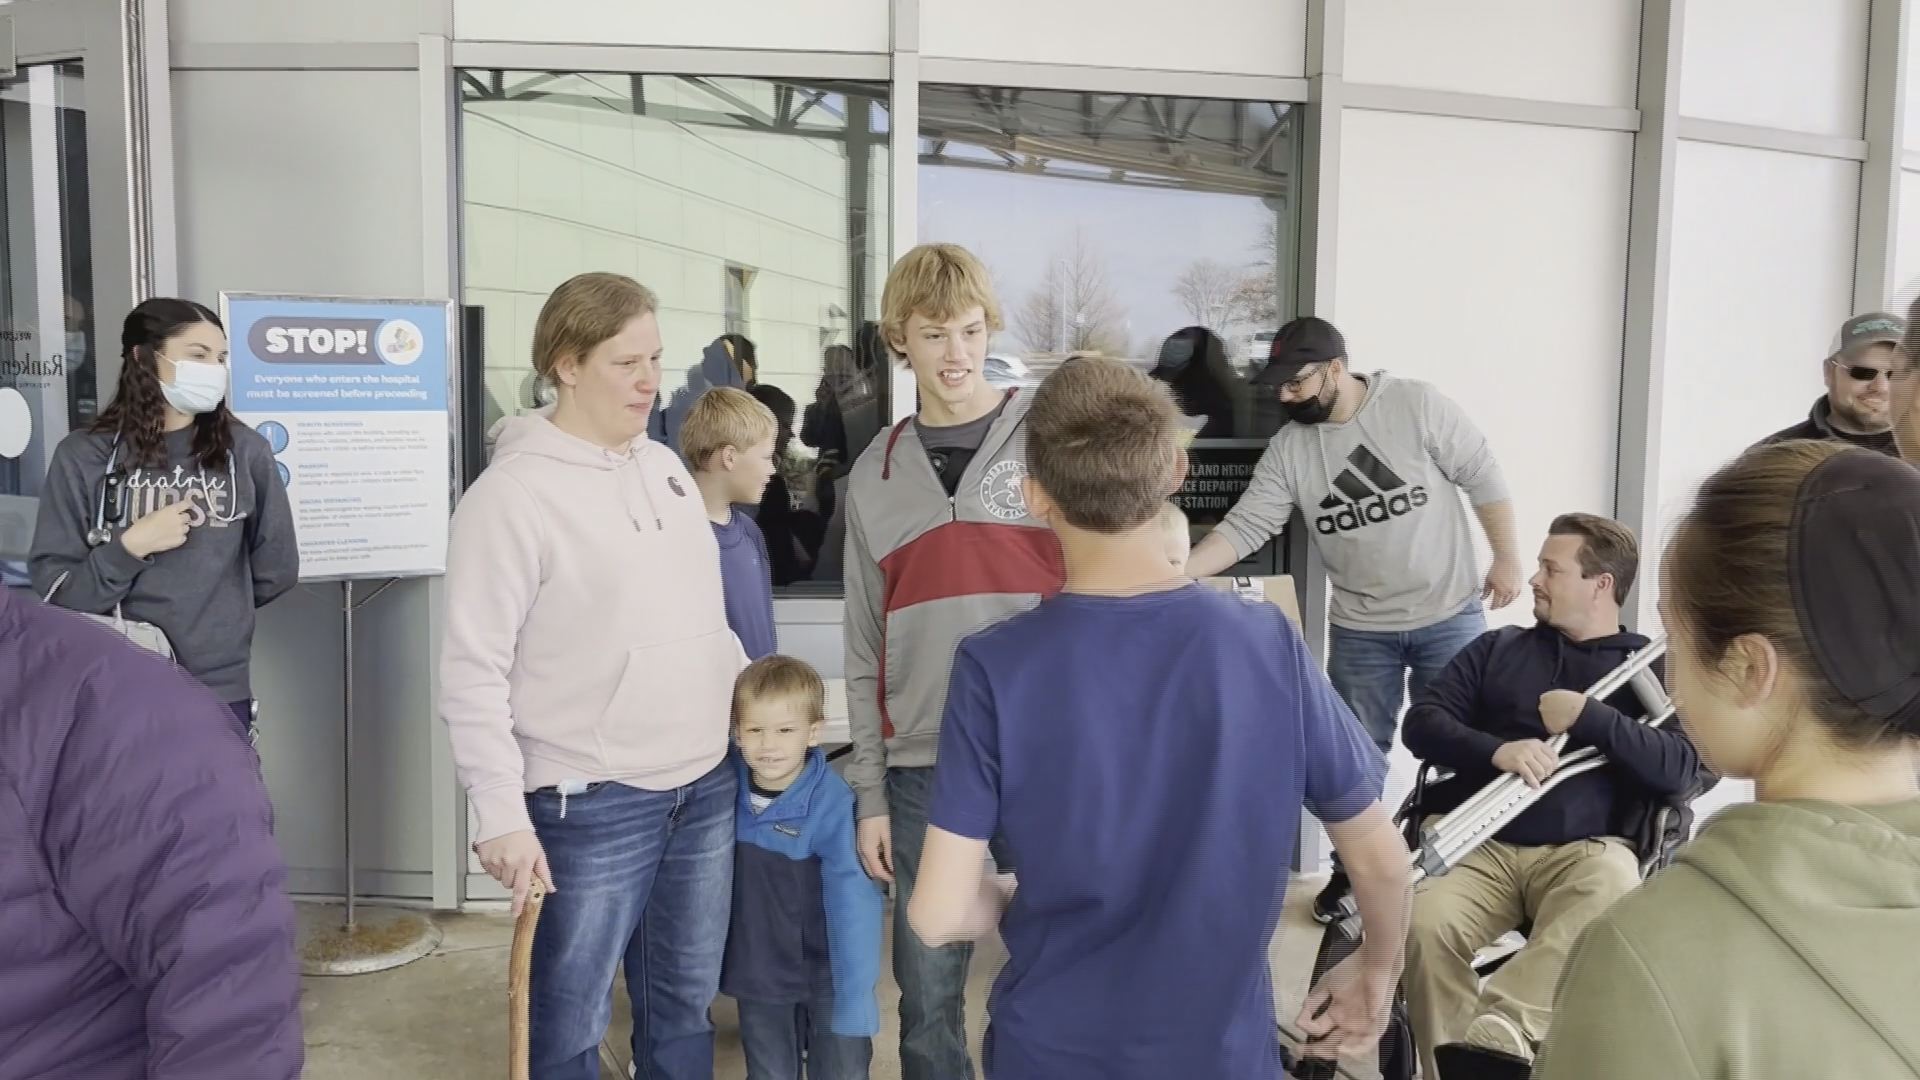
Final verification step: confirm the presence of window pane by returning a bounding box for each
[459,72,893,594]
[0,63,94,584]
[918,86,1301,574]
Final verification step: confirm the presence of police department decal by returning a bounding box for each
[981,460,1030,521]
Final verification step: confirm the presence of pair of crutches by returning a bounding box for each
[1281,635,1675,1078]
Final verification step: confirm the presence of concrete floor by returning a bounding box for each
[297,872,1374,1079]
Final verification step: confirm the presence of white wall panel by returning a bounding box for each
[1343,0,1639,108]
[172,0,431,45]
[919,0,1307,78]
[1335,110,1632,808]
[1907,3,1920,153]
[455,0,889,54]
[1892,170,1920,308]
[1681,0,1870,138]
[1659,140,1860,822]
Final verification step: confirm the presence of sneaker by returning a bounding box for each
[1311,867,1350,924]
[1461,1012,1535,1062]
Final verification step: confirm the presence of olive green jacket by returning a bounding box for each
[1534,796,1920,1080]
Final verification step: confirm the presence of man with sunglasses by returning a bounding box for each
[1757,312,1904,456]
[1187,316,1524,923]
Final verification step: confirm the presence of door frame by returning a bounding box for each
[6,0,177,396]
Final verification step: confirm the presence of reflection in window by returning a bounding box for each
[918,86,1302,573]
[0,63,94,583]
[459,71,892,593]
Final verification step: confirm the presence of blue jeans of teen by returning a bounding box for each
[736,956,874,1080]
[887,765,1008,1080]
[525,762,737,1080]
[1326,602,1489,755]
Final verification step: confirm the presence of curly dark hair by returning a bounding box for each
[90,297,236,471]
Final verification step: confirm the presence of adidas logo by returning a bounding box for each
[1314,445,1428,535]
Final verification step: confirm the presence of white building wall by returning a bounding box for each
[1334,110,1632,634]
[454,0,891,54]
[1342,0,1641,108]
[919,0,1308,78]
[1681,0,1871,137]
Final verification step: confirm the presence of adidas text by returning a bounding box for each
[1314,487,1429,534]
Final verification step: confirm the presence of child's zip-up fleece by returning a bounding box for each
[721,746,885,1035]
[842,388,1066,820]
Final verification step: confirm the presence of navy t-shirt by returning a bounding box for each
[927,582,1385,1080]
[714,509,777,661]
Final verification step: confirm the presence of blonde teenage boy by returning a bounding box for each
[840,243,1065,1080]
[682,386,781,660]
[907,356,1410,1080]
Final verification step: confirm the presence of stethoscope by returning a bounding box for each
[86,433,246,548]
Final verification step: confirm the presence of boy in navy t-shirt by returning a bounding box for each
[905,356,1415,1079]
[682,386,780,659]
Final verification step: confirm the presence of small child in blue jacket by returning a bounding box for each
[723,655,885,1079]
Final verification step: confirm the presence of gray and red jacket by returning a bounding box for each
[842,389,1065,820]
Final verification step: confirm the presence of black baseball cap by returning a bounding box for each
[1259,317,1347,385]
[1789,448,1920,731]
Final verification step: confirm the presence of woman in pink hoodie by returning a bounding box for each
[440,272,747,1080]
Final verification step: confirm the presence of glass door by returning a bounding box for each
[0,0,167,585]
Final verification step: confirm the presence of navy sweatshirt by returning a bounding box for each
[714,509,776,661]
[720,746,884,1036]
[1401,623,1709,848]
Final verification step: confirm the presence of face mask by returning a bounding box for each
[161,359,228,415]
[1280,377,1336,425]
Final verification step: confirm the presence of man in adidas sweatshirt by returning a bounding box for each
[1186,316,1524,917]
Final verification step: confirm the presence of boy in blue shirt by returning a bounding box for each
[722,655,886,1079]
[905,356,1415,1079]
[683,387,780,659]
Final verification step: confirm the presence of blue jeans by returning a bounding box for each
[1326,602,1488,754]
[737,987,873,1080]
[887,766,1003,1080]
[525,762,737,1080]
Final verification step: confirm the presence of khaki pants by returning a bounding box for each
[1404,833,1640,1080]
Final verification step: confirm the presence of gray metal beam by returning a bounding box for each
[1615,0,1685,634]
[1292,0,1345,877]
[1856,0,1910,311]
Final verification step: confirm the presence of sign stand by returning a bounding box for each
[218,291,459,978]
[298,577,443,976]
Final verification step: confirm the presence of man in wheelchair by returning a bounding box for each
[1394,514,1712,1079]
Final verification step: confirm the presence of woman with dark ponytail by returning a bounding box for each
[29,297,299,738]
[1534,440,1920,1080]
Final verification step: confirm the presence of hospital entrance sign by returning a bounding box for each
[223,292,454,581]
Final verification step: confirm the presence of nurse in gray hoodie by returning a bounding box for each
[29,297,299,737]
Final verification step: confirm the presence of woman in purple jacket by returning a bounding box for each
[0,586,303,1078]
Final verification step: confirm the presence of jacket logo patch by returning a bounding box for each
[1314,444,1427,535]
[773,823,801,837]
[980,459,1030,521]
[667,476,686,497]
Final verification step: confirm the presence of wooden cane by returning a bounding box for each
[508,878,548,1080]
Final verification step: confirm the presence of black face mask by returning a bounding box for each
[1281,382,1336,425]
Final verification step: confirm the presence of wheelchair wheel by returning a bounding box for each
[1380,998,1416,1080]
